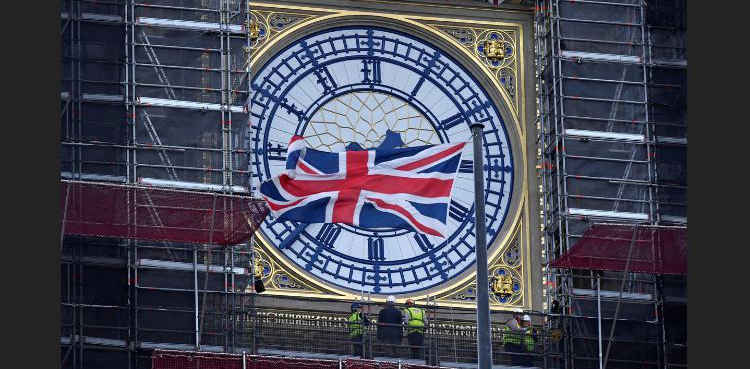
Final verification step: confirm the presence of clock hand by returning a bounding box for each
[278,222,309,249]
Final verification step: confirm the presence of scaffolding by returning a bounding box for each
[61,0,251,190]
[61,2,560,368]
[535,0,686,368]
[61,1,258,367]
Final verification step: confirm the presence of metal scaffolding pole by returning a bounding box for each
[470,122,492,369]
[194,244,200,351]
[250,234,258,354]
[597,274,603,369]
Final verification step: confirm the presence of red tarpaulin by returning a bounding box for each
[548,223,687,275]
[151,350,444,369]
[60,180,269,246]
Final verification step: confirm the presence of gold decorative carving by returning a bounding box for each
[243,241,325,295]
[484,40,506,61]
[492,275,514,297]
[247,10,315,51]
[437,225,525,308]
[248,20,260,41]
[429,23,520,111]
[252,253,264,278]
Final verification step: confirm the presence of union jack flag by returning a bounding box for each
[260,136,467,237]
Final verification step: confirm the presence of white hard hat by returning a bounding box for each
[522,315,531,321]
[386,295,396,303]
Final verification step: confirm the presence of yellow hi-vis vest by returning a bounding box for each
[503,326,523,345]
[524,330,535,352]
[348,312,364,337]
[406,307,425,333]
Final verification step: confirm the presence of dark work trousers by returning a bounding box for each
[504,342,525,366]
[519,350,534,367]
[352,334,364,357]
[407,332,424,359]
[379,337,401,358]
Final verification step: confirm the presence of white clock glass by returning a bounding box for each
[248,27,514,295]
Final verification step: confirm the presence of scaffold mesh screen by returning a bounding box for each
[548,224,687,275]
[151,350,444,369]
[60,180,269,246]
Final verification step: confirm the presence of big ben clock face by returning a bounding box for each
[249,27,514,295]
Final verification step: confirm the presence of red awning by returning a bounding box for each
[61,180,269,246]
[548,223,687,275]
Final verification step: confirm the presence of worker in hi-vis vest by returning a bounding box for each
[348,302,370,358]
[520,314,536,366]
[503,309,526,366]
[402,299,427,359]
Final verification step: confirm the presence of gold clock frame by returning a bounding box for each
[247,1,536,311]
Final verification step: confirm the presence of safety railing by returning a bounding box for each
[199,306,565,368]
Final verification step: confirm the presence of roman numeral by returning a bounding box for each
[278,223,308,249]
[267,143,287,161]
[313,66,337,94]
[487,176,507,184]
[315,224,341,247]
[367,237,385,261]
[410,51,442,98]
[459,160,474,174]
[410,78,426,98]
[361,59,382,85]
[413,233,433,253]
[440,112,465,131]
[449,200,470,223]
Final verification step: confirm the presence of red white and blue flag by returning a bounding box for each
[260,136,466,237]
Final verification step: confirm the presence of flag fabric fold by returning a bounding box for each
[260,136,466,237]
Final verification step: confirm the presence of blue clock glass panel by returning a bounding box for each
[248,27,514,295]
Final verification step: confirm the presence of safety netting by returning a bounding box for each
[548,223,687,275]
[151,350,446,369]
[60,180,268,246]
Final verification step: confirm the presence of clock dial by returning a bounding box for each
[248,27,514,295]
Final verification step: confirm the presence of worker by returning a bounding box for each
[403,299,427,360]
[520,314,536,366]
[377,295,403,358]
[348,302,370,358]
[503,308,526,366]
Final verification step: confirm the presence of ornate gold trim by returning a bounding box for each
[246,241,326,295]
[424,23,521,114]
[248,10,315,51]
[437,214,526,308]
